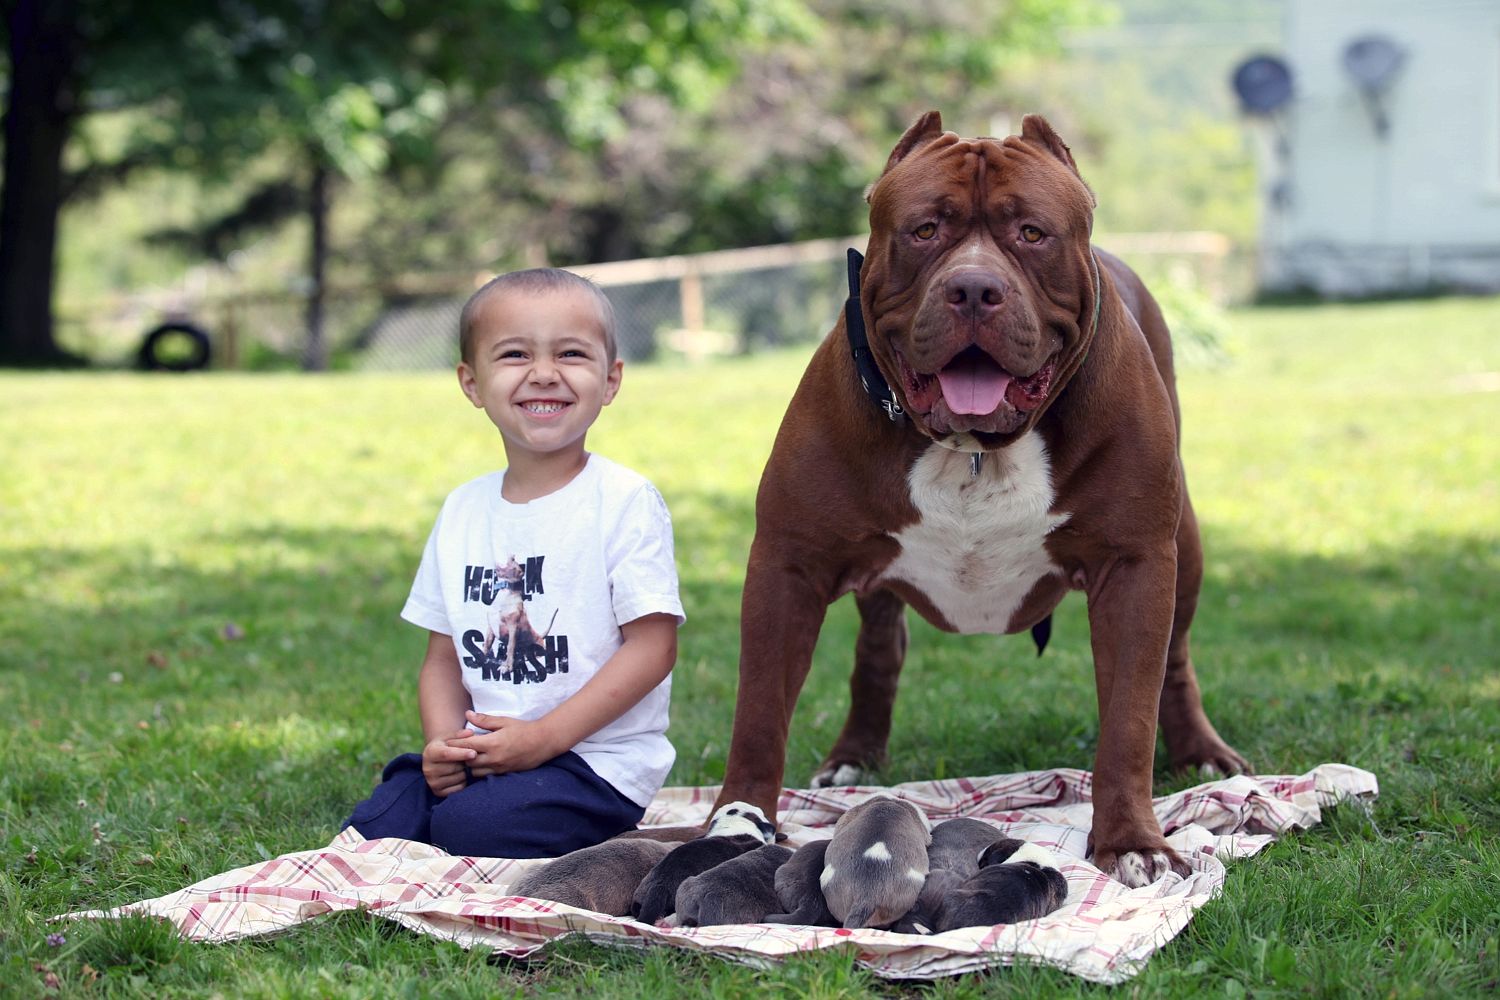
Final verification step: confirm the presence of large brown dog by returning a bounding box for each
[710,112,1248,887]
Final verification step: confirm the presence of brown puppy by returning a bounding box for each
[712,110,1247,887]
[509,839,672,916]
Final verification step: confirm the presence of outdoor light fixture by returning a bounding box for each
[1231,54,1295,212]
[1231,55,1294,116]
[1341,34,1406,139]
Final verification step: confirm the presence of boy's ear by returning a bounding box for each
[457,362,484,407]
[602,358,624,406]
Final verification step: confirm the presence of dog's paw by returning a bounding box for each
[1168,732,1251,778]
[1100,848,1189,888]
[809,763,869,788]
[1192,742,1250,777]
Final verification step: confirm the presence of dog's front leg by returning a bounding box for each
[714,543,837,825]
[1085,548,1187,887]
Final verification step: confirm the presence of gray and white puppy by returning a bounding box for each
[674,842,793,926]
[762,838,836,926]
[819,795,932,929]
[930,841,1069,932]
[893,819,1019,934]
[508,838,672,916]
[631,801,776,924]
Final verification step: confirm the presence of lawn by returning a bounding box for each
[2,295,1497,997]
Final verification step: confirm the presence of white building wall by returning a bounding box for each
[1263,0,1500,294]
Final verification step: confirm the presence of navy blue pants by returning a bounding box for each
[343,750,643,858]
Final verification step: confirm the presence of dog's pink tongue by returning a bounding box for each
[936,357,1012,415]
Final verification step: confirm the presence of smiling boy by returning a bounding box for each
[343,269,684,858]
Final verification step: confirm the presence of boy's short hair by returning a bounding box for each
[459,268,619,367]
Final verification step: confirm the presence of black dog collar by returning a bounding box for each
[844,248,905,424]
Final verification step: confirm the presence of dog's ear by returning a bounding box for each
[1020,115,1079,175]
[868,111,945,200]
[886,111,944,170]
[1020,114,1096,207]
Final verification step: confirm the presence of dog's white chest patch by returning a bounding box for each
[880,433,1068,634]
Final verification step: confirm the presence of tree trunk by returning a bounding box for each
[0,0,83,367]
[301,155,330,372]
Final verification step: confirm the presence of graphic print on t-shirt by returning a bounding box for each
[457,555,570,684]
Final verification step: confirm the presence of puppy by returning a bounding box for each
[930,841,1069,932]
[610,825,707,844]
[819,795,932,929]
[674,843,793,927]
[632,801,775,924]
[508,838,672,916]
[893,818,1018,934]
[762,838,836,926]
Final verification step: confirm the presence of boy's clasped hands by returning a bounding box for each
[421,712,562,797]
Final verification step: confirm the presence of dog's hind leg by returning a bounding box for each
[811,588,909,787]
[1159,489,1249,776]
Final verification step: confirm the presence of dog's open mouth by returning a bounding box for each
[897,347,1056,423]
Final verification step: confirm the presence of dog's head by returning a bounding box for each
[859,111,1101,451]
[707,801,777,843]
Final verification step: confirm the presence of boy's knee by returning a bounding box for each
[428,784,545,858]
[429,775,637,859]
[342,753,434,841]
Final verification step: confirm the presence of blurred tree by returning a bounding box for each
[339,0,1107,274]
[0,0,85,366]
[0,0,807,368]
[661,0,1110,254]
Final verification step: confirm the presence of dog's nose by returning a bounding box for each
[943,267,1007,317]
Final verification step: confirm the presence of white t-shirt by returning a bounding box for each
[401,454,685,807]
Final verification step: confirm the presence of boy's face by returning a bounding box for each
[457,287,623,464]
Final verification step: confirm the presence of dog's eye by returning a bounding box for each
[914,222,938,240]
[1020,225,1045,244]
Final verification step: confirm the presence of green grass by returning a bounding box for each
[3,295,1498,997]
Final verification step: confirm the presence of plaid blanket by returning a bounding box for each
[64,763,1376,984]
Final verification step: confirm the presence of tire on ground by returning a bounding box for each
[138,322,212,372]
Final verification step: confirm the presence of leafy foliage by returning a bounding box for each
[45,0,1109,304]
[3,0,815,363]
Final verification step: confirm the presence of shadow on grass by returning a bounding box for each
[2,512,1495,882]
